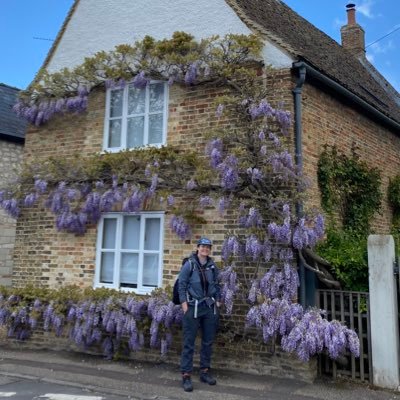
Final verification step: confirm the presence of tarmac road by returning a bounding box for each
[0,347,399,400]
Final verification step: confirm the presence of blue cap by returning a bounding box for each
[197,237,212,246]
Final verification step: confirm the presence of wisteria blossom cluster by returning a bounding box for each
[0,290,183,359]
[246,300,359,362]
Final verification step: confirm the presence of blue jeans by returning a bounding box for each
[180,304,218,374]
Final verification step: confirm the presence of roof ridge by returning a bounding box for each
[225,0,296,55]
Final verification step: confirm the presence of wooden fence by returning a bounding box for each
[316,289,371,382]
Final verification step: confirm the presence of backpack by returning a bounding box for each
[172,257,194,305]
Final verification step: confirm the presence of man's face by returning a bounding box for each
[198,244,211,257]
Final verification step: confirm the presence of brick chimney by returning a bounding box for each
[340,3,366,58]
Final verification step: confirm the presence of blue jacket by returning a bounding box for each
[178,254,220,305]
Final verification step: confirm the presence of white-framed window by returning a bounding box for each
[95,212,164,294]
[104,81,168,151]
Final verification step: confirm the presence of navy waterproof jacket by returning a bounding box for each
[178,254,221,305]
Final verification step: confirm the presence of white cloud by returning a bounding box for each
[357,0,376,19]
[366,53,375,63]
[369,40,395,54]
[333,17,346,29]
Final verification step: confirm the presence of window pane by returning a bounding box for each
[108,119,122,148]
[100,252,114,283]
[148,114,163,144]
[120,253,138,287]
[144,218,160,250]
[110,90,123,117]
[128,86,145,115]
[102,219,117,248]
[127,117,144,148]
[149,83,164,113]
[143,254,159,287]
[122,216,140,249]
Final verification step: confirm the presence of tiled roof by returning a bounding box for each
[0,83,27,142]
[227,0,400,125]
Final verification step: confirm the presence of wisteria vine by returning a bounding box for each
[0,31,361,363]
[0,289,183,359]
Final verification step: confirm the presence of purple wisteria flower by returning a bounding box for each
[199,196,213,208]
[217,197,230,215]
[247,168,263,184]
[186,179,197,190]
[122,189,144,212]
[275,108,291,135]
[206,138,223,168]
[219,265,238,315]
[218,155,239,190]
[245,235,263,260]
[132,72,149,89]
[216,104,224,117]
[170,215,191,240]
[184,63,198,85]
[167,195,175,207]
[221,236,241,261]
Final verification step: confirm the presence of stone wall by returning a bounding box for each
[0,139,24,286]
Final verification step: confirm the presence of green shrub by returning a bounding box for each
[316,228,368,292]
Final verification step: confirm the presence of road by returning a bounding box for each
[0,376,131,400]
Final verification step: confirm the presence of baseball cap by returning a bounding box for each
[197,237,212,246]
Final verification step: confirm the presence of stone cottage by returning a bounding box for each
[6,0,400,377]
[0,83,26,286]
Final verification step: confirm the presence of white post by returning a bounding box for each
[368,235,400,389]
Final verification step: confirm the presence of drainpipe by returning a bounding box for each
[292,64,307,307]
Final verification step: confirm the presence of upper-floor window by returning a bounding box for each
[95,212,164,294]
[104,82,168,151]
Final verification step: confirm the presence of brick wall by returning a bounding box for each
[0,140,24,286]
[301,82,400,232]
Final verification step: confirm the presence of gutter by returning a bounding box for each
[293,61,400,133]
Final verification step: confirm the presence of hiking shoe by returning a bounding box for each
[182,375,193,392]
[200,370,216,385]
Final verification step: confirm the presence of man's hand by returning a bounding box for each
[182,302,188,313]
[216,301,221,308]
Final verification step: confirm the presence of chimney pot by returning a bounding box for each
[346,4,356,25]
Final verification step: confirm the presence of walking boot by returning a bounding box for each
[182,374,193,392]
[200,369,216,385]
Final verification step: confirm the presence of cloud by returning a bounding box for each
[333,17,346,29]
[366,53,375,63]
[369,40,395,54]
[357,0,376,19]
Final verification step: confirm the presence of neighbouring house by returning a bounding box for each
[7,0,400,378]
[0,83,26,287]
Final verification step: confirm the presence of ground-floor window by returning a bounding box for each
[95,212,164,294]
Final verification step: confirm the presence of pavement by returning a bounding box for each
[0,347,399,400]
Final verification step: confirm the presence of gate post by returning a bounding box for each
[368,235,400,389]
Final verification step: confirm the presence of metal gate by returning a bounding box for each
[316,289,371,382]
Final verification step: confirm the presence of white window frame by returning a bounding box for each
[103,81,168,152]
[94,212,164,294]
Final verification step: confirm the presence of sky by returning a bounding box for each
[0,0,399,92]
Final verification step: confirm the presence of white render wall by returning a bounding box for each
[47,0,293,73]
